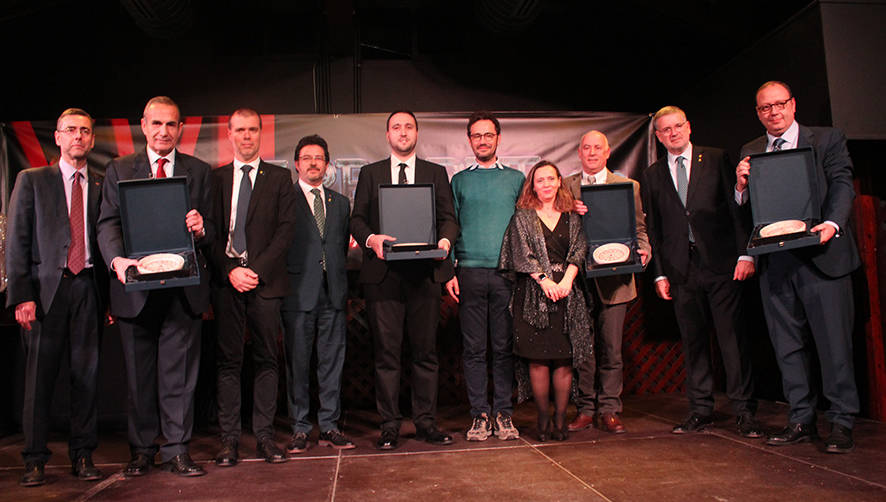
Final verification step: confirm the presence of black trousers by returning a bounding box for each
[364,264,441,433]
[671,249,756,417]
[759,250,858,428]
[21,270,100,464]
[214,286,282,441]
[119,288,201,462]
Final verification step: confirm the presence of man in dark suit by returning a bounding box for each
[640,106,760,438]
[736,81,860,453]
[350,110,459,450]
[6,108,107,486]
[97,96,213,477]
[282,135,355,455]
[565,130,650,434]
[209,108,296,466]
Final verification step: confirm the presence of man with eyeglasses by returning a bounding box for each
[208,108,296,467]
[736,81,860,453]
[7,108,108,486]
[565,130,650,434]
[282,135,355,455]
[351,110,459,450]
[640,106,760,438]
[445,111,524,441]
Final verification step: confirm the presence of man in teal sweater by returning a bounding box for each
[446,111,525,441]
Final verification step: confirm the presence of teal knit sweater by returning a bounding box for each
[451,165,525,268]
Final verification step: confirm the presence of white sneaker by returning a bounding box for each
[494,412,520,440]
[466,413,492,441]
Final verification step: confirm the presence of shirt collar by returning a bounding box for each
[147,147,175,167]
[58,158,86,181]
[234,157,260,172]
[468,159,502,170]
[298,177,324,198]
[666,143,693,167]
[767,120,799,150]
[390,154,416,170]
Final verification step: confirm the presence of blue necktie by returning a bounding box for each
[772,138,787,151]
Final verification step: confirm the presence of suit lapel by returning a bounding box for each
[797,124,815,149]
[86,169,101,249]
[221,165,234,230]
[245,161,268,224]
[685,147,705,208]
[134,151,152,179]
[656,158,684,208]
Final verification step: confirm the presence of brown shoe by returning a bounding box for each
[567,413,594,432]
[596,413,626,434]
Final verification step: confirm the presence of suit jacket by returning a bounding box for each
[209,160,297,298]
[350,157,459,284]
[97,150,214,318]
[739,124,860,278]
[565,170,651,304]
[6,164,108,313]
[284,185,350,311]
[640,145,748,285]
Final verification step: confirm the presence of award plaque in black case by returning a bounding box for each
[379,183,447,261]
[581,182,644,278]
[746,147,822,255]
[118,176,200,291]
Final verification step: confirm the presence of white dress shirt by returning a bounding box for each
[146,147,175,178]
[390,155,416,184]
[225,158,259,259]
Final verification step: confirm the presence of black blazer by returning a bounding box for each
[6,164,108,313]
[97,150,214,318]
[284,185,350,311]
[641,146,748,284]
[209,160,297,298]
[740,124,860,278]
[349,157,458,284]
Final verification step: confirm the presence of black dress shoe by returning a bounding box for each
[215,438,239,467]
[672,413,714,434]
[416,426,454,446]
[124,453,153,477]
[161,453,206,477]
[737,414,764,438]
[256,439,288,464]
[20,462,45,487]
[824,423,854,454]
[376,430,400,450]
[287,432,309,455]
[72,455,103,481]
[766,422,817,446]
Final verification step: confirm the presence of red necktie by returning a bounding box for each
[156,157,168,178]
[67,171,86,275]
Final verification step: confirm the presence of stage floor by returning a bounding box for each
[2,392,885,501]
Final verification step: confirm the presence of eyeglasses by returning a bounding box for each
[656,122,686,136]
[298,155,326,162]
[756,98,792,114]
[469,132,497,142]
[58,126,93,136]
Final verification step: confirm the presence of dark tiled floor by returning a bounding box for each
[2,393,885,501]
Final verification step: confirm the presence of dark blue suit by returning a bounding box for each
[282,183,350,433]
[6,164,106,464]
[740,124,860,428]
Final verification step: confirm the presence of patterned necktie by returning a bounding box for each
[311,188,326,237]
[772,137,787,151]
[585,175,596,185]
[398,163,408,184]
[67,171,86,274]
[676,156,695,243]
[233,165,253,254]
[155,157,168,178]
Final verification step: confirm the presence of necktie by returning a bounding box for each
[398,163,408,184]
[676,156,695,243]
[311,188,327,270]
[772,138,787,151]
[155,157,168,178]
[311,188,326,237]
[67,171,85,275]
[233,165,253,255]
[585,175,596,185]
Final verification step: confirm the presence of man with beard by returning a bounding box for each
[565,130,650,434]
[350,110,459,450]
[736,81,860,453]
[7,108,107,486]
[445,111,524,441]
[210,108,296,467]
[282,135,355,454]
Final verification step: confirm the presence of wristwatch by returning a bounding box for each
[536,273,547,283]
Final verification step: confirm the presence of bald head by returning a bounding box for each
[578,130,610,175]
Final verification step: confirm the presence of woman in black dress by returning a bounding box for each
[499,161,592,441]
